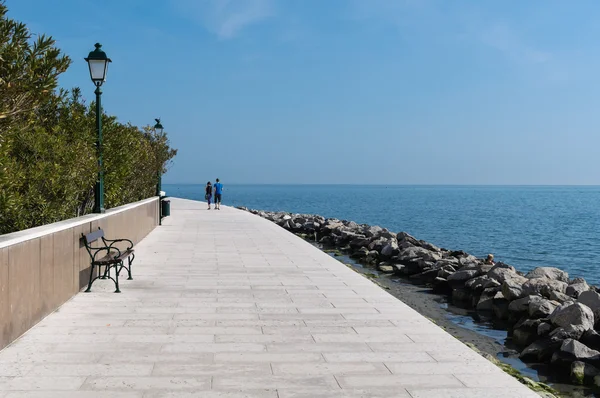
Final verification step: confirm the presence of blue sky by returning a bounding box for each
[8,0,600,184]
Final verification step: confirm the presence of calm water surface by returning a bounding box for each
[165,184,600,285]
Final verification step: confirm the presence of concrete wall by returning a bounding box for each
[0,197,159,350]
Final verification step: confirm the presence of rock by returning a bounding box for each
[520,339,560,362]
[363,225,383,238]
[538,322,553,336]
[438,266,455,279]
[513,327,538,347]
[349,237,372,249]
[282,214,292,220]
[396,232,420,246]
[549,302,595,331]
[521,278,568,297]
[418,240,441,252]
[448,269,480,282]
[571,361,600,385]
[487,263,519,284]
[458,254,479,266]
[509,295,543,313]
[350,247,369,259]
[581,329,600,352]
[551,339,600,368]
[432,277,450,294]
[378,264,395,273]
[502,277,528,301]
[548,290,573,304]
[492,291,510,320]
[549,325,587,343]
[578,290,600,320]
[476,288,497,311]
[380,241,399,258]
[365,250,379,263]
[526,267,569,283]
[529,299,559,319]
[411,268,440,282]
[397,246,441,263]
[567,281,590,298]
[452,288,471,303]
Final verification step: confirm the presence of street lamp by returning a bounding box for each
[153,118,164,197]
[85,43,112,213]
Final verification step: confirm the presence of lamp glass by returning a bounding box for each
[88,59,108,83]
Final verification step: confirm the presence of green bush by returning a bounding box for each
[0,2,177,234]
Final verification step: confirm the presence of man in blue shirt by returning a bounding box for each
[214,179,223,210]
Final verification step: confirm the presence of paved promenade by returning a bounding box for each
[0,198,539,397]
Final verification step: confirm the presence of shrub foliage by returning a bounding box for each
[0,2,177,234]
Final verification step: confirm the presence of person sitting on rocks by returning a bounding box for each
[485,254,495,265]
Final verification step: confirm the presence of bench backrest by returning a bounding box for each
[83,228,105,245]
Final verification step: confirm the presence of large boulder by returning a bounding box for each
[368,237,391,252]
[567,280,590,298]
[549,325,587,343]
[529,299,559,319]
[487,263,519,284]
[512,318,542,347]
[397,246,442,264]
[520,338,560,362]
[466,276,499,293]
[521,278,568,298]
[509,295,543,313]
[452,288,472,303]
[548,290,574,304]
[571,361,600,385]
[526,267,569,283]
[363,225,384,238]
[476,288,497,311]
[492,291,510,320]
[502,277,528,301]
[581,329,600,352]
[551,339,600,368]
[549,302,595,331]
[578,290,600,320]
[396,232,420,246]
[448,269,480,282]
[380,241,399,258]
[418,240,441,252]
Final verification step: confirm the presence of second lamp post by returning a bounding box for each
[85,43,112,213]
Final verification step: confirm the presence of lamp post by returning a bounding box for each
[85,43,112,213]
[153,118,164,197]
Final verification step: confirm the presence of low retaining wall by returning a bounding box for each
[0,197,159,350]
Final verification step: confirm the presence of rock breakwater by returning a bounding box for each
[240,207,600,390]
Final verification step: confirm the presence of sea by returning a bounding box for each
[164,184,600,286]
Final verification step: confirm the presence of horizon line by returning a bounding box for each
[162,183,600,187]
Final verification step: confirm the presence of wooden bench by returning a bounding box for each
[81,228,135,293]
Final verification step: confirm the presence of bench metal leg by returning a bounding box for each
[126,254,134,280]
[84,263,95,293]
[114,262,122,293]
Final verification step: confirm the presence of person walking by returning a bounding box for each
[205,181,213,210]
[214,178,223,210]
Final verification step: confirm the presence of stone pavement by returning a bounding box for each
[0,198,540,397]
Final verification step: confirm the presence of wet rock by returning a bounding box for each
[476,288,497,311]
[377,263,395,273]
[567,281,590,298]
[502,277,528,301]
[350,247,369,259]
[551,339,600,368]
[526,267,569,283]
[529,299,559,319]
[410,268,440,282]
[549,302,595,331]
[513,327,539,347]
[448,269,480,282]
[509,295,543,313]
[365,250,379,263]
[571,361,600,385]
[520,338,560,362]
[492,291,510,320]
[521,278,568,297]
[349,237,372,249]
[581,329,600,352]
[487,263,519,284]
[578,290,600,320]
[452,288,472,303]
[432,277,450,294]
